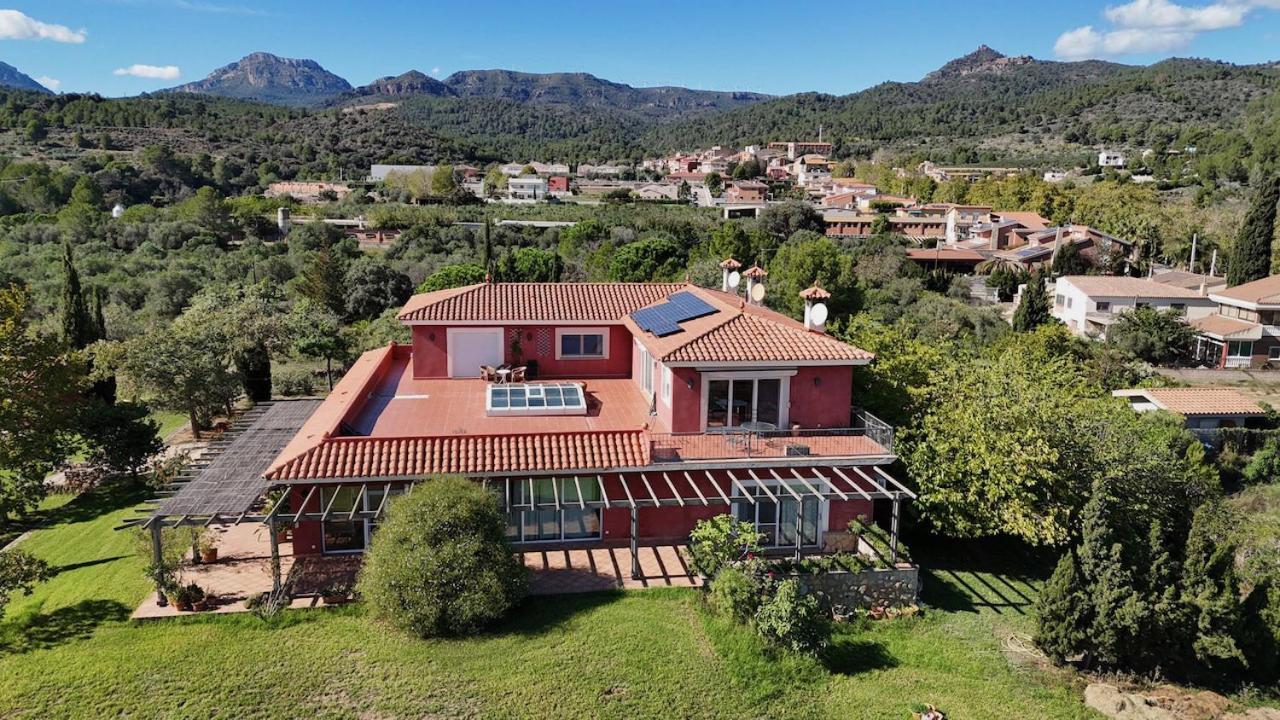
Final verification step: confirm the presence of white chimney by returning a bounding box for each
[743,265,767,305]
[800,284,831,333]
[719,257,741,292]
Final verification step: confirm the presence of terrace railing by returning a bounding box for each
[648,409,894,464]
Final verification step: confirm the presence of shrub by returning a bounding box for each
[754,579,829,654]
[358,476,527,637]
[709,559,774,623]
[273,367,316,396]
[1242,437,1280,484]
[685,514,763,579]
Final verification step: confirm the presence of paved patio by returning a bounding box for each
[133,524,699,619]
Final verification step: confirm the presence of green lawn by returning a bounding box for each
[0,488,1101,719]
[148,410,188,441]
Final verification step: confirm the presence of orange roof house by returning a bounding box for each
[136,275,915,585]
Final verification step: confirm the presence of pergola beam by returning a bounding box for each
[701,470,732,505]
[639,473,661,507]
[595,475,611,509]
[347,484,368,521]
[620,474,637,509]
[832,466,875,501]
[873,465,917,499]
[725,470,758,504]
[786,468,825,501]
[811,467,848,501]
[292,485,318,524]
[681,471,708,506]
[572,476,587,510]
[662,473,686,507]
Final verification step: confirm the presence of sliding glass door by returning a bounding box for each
[734,483,822,547]
[706,377,784,430]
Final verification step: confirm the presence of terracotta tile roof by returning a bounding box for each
[743,265,767,279]
[625,286,873,365]
[398,282,685,323]
[1059,276,1206,299]
[1152,270,1227,292]
[265,429,650,481]
[1130,388,1264,417]
[719,257,742,270]
[1211,275,1280,306]
[1190,314,1262,340]
[992,211,1050,230]
[905,247,985,262]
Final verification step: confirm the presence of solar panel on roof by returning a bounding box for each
[628,291,718,336]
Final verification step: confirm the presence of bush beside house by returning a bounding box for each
[358,476,527,637]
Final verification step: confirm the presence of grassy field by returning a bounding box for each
[0,485,1101,719]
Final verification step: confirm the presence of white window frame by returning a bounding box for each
[699,369,795,431]
[635,340,653,394]
[1268,345,1280,361]
[661,365,672,404]
[445,327,504,378]
[731,481,829,548]
[1228,340,1254,359]
[555,327,609,360]
[1095,301,1111,313]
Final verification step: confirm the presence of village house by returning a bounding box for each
[508,176,549,201]
[1112,387,1265,443]
[793,154,833,187]
[726,180,767,203]
[1192,274,1280,368]
[136,272,911,593]
[1051,276,1216,338]
[768,141,833,160]
[634,183,681,201]
[1098,149,1126,168]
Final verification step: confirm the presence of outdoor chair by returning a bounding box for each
[510,365,527,383]
[480,365,498,382]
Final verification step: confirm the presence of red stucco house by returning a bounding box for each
[137,267,911,587]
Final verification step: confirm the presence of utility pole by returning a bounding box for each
[1189,233,1198,272]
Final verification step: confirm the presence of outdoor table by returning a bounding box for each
[495,368,512,384]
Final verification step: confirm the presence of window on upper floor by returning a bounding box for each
[1096,301,1111,312]
[1055,294,1065,307]
[556,328,608,360]
[705,375,786,430]
[661,366,672,404]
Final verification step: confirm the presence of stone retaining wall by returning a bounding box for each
[794,565,920,609]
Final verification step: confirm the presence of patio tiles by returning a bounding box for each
[133,529,703,619]
[520,544,701,594]
[132,523,314,619]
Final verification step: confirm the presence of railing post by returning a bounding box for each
[890,497,901,565]
[150,521,167,606]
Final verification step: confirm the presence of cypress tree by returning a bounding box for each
[1227,174,1280,286]
[1012,268,1052,331]
[60,241,94,350]
[1179,501,1247,681]
[481,219,493,277]
[1034,550,1093,664]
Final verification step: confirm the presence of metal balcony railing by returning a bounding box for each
[648,409,894,463]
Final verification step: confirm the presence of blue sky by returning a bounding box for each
[5,0,1280,96]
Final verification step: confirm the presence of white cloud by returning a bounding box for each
[0,10,86,43]
[35,75,60,91]
[113,64,181,80]
[431,66,441,76]
[1104,0,1246,30]
[1054,0,1276,59]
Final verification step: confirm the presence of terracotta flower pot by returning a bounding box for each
[200,548,218,563]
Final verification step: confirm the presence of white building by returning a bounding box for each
[1098,150,1126,168]
[793,154,832,187]
[508,176,548,200]
[1043,171,1067,183]
[1051,276,1216,338]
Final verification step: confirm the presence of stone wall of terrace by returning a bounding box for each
[794,566,920,610]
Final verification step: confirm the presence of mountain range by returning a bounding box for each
[0,46,1276,169]
[0,62,50,94]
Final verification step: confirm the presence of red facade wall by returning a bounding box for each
[410,325,449,378]
[289,486,324,555]
[410,324,633,379]
[789,366,854,428]
[668,367,702,432]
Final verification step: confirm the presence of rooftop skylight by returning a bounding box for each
[486,382,587,417]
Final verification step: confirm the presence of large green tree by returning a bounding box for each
[1107,306,1196,365]
[0,285,86,519]
[766,231,858,319]
[1227,174,1280,286]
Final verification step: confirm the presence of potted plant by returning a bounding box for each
[144,562,176,607]
[169,582,205,612]
[198,532,218,563]
[193,591,216,612]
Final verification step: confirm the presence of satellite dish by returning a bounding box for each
[810,302,829,326]
[749,283,766,303]
[728,270,741,289]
